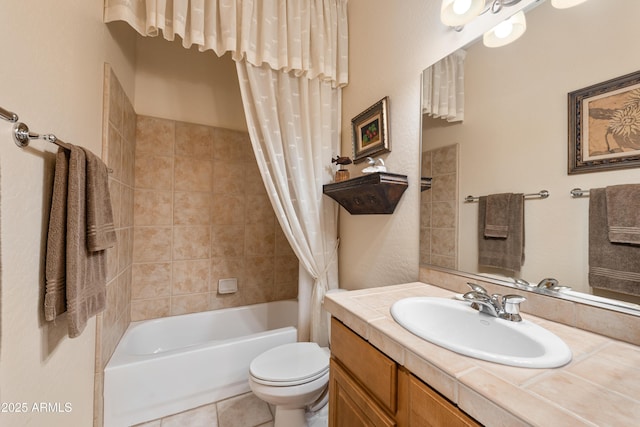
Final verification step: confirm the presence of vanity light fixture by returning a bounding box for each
[483,10,527,47]
[441,0,524,29]
[441,0,486,27]
[550,0,589,9]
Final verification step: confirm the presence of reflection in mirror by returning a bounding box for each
[420,0,640,313]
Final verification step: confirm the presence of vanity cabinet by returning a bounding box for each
[329,318,481,427]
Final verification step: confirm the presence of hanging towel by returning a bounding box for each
[589,188,640,296]
[44,144,115,338]
[478,194,525,272]
[484,193,512,238]
[44,148,70,321]
[606,184,640,245]
[84,147,116,251]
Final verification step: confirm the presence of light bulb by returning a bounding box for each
[452,0,472,15]
[493,20,513,39]
[483,11,526,48]
[441,0,486,27]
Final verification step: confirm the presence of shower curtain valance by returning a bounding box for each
[104,0,349,87]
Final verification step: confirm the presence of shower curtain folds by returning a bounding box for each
[103,0,348,346]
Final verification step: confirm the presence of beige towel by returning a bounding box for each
[83,147,116,251]
[589,188,640,296]
[44,144,112,338]
[44,149,70,321]
[606,184,640,245]
[484,193,512,238]
[478,194,525,272]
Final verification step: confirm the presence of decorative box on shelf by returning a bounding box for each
[322,172,409,214]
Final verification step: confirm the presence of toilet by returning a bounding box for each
[248,342,330,427]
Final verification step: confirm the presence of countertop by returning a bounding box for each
[323,282,640,427]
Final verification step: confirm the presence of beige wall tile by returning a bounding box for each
[135,155,173,190]
[120,184,135,228]
[432,201,456,228]
[245,223,275,257]
[176,122,212,158]
[107,125,123,180]
[211,193,245,225]
[131,263,172,299]
[244,163,267,195]
[211,257,245,291]
[131,297,171,321]
[173,260,210,295]
[136,116,174,156]
[117,227,133,274]
[432,144,458,175]
[171,293,210,315]
[108,178,122,228]
[212,161,245,194]
[174,156,213,192]
[212,128,252,163]
[131,118,296,320]
[211,224,245,258]
[175,191,212,225]
[134,189,173,226]
[108,72,124,132]
[173,226,211,260]
[133,227,173,262]
[122,96,137,146]
[245,194,276,224]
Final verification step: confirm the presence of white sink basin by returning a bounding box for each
[390,297,572,368]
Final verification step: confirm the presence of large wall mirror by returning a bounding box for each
[420,0,640,313]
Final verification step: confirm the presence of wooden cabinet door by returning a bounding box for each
[329,359,396,427]
[402,369,481,427]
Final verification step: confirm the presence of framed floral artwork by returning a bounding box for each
[351,97,390,163]
[568,70,640,174]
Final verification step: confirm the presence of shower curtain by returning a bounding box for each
[104,0,348,346]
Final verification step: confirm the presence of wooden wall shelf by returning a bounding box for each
[323,172,409,214]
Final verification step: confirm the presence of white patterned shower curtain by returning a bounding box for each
[104,0,348,346]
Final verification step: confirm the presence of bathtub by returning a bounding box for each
[104,300,298,427]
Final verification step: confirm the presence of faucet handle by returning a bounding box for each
[502,295,526,321]
[466,282,488,294]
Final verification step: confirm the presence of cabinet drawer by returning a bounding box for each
[330,318,397,413]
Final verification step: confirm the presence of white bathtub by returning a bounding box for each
[104,300,298,427]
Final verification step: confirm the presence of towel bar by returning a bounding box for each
[465,190,549,203]
[2,103,113,174]
[570,188,590,198]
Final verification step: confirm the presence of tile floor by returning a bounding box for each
[133,392,274,427]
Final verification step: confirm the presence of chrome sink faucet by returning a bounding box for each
[463,282,526,322]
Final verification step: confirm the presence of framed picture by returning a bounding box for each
[568,70,640,174]
[352,97,390,163]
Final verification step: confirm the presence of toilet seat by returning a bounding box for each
[250,342,329,387]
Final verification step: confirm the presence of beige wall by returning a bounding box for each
[422,0,640,293]
[338,0,536,289]
[130,116,297,320]
[134,36,247,132]
[0,1,136,426]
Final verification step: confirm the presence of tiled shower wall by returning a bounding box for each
[130,116,298,321]
[94,65,136,427]
[420,144,458,269]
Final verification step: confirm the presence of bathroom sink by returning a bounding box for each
[390,297,572,368]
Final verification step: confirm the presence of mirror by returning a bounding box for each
[420,0,640,313]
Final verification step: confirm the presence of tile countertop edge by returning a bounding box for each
[324,282,640,427]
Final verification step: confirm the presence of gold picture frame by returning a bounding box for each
[568,70,640,174]
[352,97,390,163]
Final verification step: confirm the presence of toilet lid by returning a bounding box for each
[250,342,329,385]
